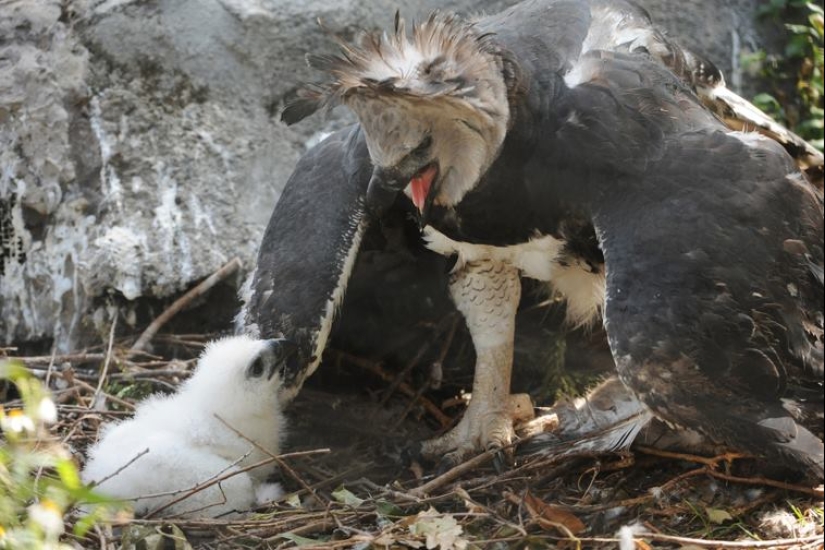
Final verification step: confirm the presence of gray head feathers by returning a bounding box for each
[282,11,508,126]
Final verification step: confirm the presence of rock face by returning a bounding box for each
[0,0,780,350]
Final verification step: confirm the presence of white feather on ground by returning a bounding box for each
[81,335,287,518]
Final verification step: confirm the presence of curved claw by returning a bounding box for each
[491,445,513,473]
[436,453,462,476]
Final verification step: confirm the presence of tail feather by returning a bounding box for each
[519,377,653,457]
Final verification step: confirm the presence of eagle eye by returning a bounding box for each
[412,135,432,156]
[247,355,267,378]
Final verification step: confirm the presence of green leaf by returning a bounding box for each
[376,499,404,518]
[54,458,82,491]
[332,486,364,507]
[706,507,734,524]
[285,492,302,508]
[0,360,31,382]
[73,513,100,537]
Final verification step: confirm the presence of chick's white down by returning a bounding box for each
[81,335,286,518]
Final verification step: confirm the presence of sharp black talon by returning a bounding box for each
[492,448,508,473]
[444,253,459,273]
[436,455,459,476]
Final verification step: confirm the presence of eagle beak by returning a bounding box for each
[366,165,406,217]
[366,163,439,227]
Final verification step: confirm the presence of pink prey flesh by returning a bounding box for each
[409,164,438,212]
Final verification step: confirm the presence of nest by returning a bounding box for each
[5,323,823,550]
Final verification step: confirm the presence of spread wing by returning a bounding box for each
[512,44,825,477]
[592,130,824,478]
[243,125,373,391]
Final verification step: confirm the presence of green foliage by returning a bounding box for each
[746,1,824,151]
[0,361,123,549]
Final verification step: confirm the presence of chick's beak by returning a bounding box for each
[264,338,300,381]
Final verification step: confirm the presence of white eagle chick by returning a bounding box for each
[81,335,294,518]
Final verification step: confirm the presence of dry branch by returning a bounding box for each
[130,257,242,354]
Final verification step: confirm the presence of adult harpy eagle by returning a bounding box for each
[251,0,824,479]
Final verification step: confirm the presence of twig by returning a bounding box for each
[45,347,57,387]
[356,478,422,503]
[456,486,527,536]
[429,315,459,392]
[89,448,151,487]
[91,313,118,409]
[534,533,824,549]
[71,377,135,410]
[631,531,824,548]
[28,366,195,382]
[635,445,748,468]
[379,342,430,407]
[9,353,108,365]
[146,453,277,518]
[130,257,242,354]
[378,313,457,407]
[214,414,328,507]
[704,468,825,498]
[410,447,498,497]
[334,351,452,427]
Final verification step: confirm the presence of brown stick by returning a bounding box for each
[410,447,498,497]
[9,353,108,365]
[90,313,118,409]
[635,445,748,468]
[130,257,242,354]
[632,532,824,549]
[71,377,136,411]
[214,414,328,507]
[145,453,277,518]
[541,533,824,549]
[334,351,453,427]
[704,468,825,498]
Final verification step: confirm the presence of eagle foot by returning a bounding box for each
[420,393,533,472]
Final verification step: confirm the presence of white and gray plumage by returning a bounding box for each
[259,0,823,480]
[81,336,293,518]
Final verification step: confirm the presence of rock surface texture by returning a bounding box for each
[0,0,781,350]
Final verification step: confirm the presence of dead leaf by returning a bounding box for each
[522,492,586,535]
[408,507,469,550]
[121,524,193,550]
[332,485,364,507]
[705,507,734,524]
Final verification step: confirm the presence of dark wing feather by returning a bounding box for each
[591,131,823,479]
[281,95,323,126]
[244,124,373,388]
[511,45,824,477]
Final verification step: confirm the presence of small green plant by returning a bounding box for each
[746,1,824,151]
[0,360,122,549]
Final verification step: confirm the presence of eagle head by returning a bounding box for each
[283,11,511,222]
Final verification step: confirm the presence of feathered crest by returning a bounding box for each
[282,11,505,125]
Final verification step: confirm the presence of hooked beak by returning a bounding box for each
[365,163,439,227]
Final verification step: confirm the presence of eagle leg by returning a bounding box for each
[420,259,522,469]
